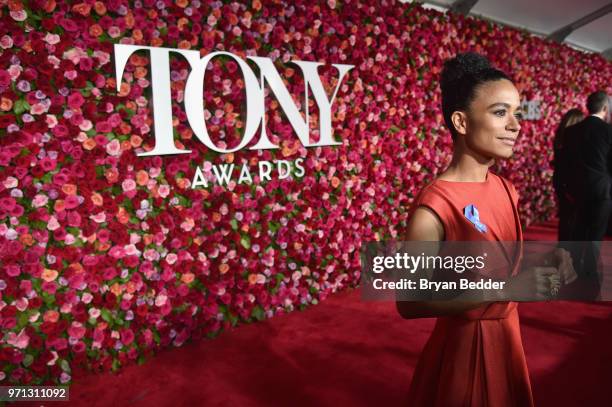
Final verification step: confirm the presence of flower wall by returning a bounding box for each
[1,0,611,385]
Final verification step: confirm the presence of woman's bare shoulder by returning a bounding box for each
[406,206,444,241]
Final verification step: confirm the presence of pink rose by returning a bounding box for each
[120,328,135,345]
[67,322,86,339]
[67,92,84,109]
[6,329,29,349]
[106,139,121,156]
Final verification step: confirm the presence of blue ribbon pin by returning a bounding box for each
[464,204,487,233]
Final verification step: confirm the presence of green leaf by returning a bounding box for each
[122,198,134,211]
[22,354,34,367]
[251,305,265,321]
[230,219,238,231]
[17,312,29,329]
[267,221,280,233]
[101,309,113,323]
[14,99,30,115]
[240,235,251,249]
[41,172,53,183]
[41,291,55,305]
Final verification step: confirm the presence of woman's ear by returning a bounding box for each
[451,111,468,135]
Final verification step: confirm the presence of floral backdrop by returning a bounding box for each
[1,0,611,385]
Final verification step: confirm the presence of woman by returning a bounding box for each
[396,53,574,406]
[552,108,584,241]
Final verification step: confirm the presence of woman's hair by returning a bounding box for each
[553,108,584,150]
[440,53,512,139]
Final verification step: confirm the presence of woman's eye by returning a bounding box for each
[494,110,506,117]
[514,113,523,120]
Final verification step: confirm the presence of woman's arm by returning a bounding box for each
[395,207,489,319]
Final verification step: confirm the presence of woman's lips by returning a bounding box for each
[497,137,516,146]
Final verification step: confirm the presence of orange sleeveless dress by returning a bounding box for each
[406,172,534,407]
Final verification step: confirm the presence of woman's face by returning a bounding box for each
[454,79,522,160]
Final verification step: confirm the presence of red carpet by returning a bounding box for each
[27,221,612,407]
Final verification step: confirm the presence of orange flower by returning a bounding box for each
[219,264,230,274]
[136,170,149,186]
[1,97,13,111]
[131,55,149,67]
[132,29,143,41]
[212,212,222,222]
[53,200,65,212]
[117,207,130,224]
[248,273,258,284]
[178,40,191,50]
[119,122,132,135]
[176,178,189,189]
[91,192,103,206]
[110,283,123,296]
[121,140,131,151]
[19,233,33,246]
[42,268,59,282]
[43,310,60,323]
[97,241,111,252]
[125,11,135,28]
[130,135,142,147]
[93,1,106,15]
[105,168,119,183]
[43,0,56,12]
[62,183,77,195]
[227,13,238,25]
[72,3,91,16]
[181,273,195,284]
[252,0,262,11]
[134,66,148,79]
[106,77,116,90]
[176,0,188,7]
[70,263,84,274]
[331,176,341,188]
[8,0,23,12]
[179,128,193,140]
[118,82,130,97]
[83,138,96,150]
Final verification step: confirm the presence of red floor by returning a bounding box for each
[26,221,612,407]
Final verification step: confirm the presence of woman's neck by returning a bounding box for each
[439,149,493,182]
